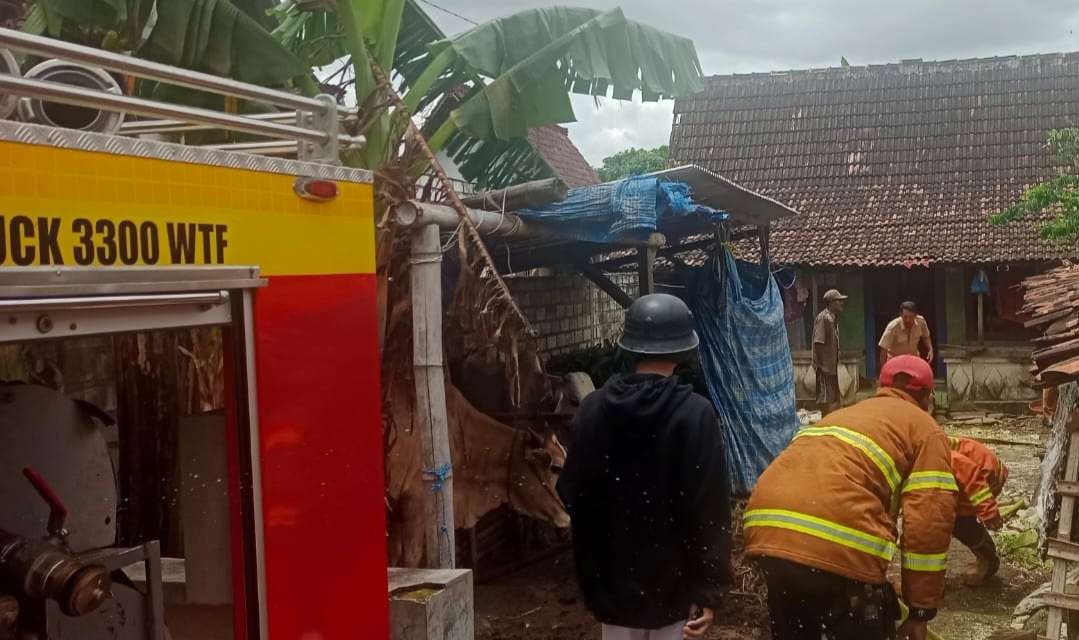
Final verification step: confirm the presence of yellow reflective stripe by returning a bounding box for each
[794,426,902,492]
[902,470,959,494]
[902,551,948,572]
[970,486,994,505]
[744,509,897,561]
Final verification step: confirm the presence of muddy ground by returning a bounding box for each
[475,415,1050,640]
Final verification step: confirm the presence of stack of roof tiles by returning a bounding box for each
[670,54,1079,267]
[1022,263,1079,386]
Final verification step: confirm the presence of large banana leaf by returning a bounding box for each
[22,0,138,40]
[272,0,451,96]
[444,134,554,190]
[25,0,305,86]
[32,0,128,28]
[272,4,346,69]
[141,0,306,85]
[230,0,275,29]
[430,7,703,140]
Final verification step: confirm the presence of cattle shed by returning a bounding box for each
[394,163,800,578]
[496,125,619,357]
[669,53,1079,411]
[399,163,797,310]
[443,125,798,359]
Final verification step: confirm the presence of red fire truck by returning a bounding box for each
[0,28,385,639]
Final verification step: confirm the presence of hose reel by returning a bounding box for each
[17,59,125,134]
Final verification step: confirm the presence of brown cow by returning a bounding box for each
[385,381,568,567]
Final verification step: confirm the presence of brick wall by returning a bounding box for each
[506,271,633,357]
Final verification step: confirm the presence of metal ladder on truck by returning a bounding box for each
[0,27,362,161]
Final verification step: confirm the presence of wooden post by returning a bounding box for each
[114,332,181,554]
[637,248,654,298]
[410,224,456,568]
[637,233,664,298]
[977,293,985,344]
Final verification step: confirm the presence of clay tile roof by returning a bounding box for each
[527,125,601,189]
[669,53,1079,267]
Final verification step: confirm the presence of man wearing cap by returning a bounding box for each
[813,289,848,413]
[745,355,958,640]
[557,293,731,640]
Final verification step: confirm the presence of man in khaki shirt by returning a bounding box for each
[813,289,847,413]
[879,301,933,365]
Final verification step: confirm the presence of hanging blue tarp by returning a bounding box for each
[687,247,799,495]
[516,175,727,243]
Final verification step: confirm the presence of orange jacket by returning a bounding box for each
[745,387,958,609]
[948,437,1008,522]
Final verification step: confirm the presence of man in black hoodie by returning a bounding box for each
[557,293,732,640]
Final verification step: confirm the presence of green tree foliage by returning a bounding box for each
[596,145,668,181]
[991,128,1079,241]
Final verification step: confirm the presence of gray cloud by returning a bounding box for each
[423,0,1079,163]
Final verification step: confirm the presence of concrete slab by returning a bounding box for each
[389,568,473,640]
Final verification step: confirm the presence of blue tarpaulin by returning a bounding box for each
[516,175,727,243]
[687,247,799,495]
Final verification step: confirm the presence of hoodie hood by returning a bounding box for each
[599,373,694,435]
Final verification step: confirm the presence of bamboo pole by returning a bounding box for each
[394,200,545,239]
[410,224,456,568]
[461,177,569,211]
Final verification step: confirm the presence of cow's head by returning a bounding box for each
[509,429,570,528]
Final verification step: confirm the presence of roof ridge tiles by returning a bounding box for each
[710,51,1079,82]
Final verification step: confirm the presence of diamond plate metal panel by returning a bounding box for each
[0,120,373,184]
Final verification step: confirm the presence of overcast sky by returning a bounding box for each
[422,0,1079,165]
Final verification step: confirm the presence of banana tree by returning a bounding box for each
[274,1,704,187]
[270,0,707,405]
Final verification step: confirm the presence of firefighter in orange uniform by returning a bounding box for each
[948,436,1008,587]
[745,355,958,640]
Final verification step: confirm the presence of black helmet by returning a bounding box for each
[618,293,700,356]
